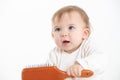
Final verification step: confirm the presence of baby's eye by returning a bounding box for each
[68,26,75,30]
[55,28,61,32]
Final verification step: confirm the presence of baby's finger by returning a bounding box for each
[66,68,71,76]
[72,77,76,80]
[67,67,75,77]
[73,67,79,77]
[77,67,81,77]
[70,68,75,77]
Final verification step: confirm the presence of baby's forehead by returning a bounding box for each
[53,11,82,22]
[52,12,86,29]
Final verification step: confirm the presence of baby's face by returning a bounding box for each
[52,11,89,53]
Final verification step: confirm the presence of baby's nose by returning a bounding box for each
[61,30,68,37]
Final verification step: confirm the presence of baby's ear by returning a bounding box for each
[52,32,54,38]
[83,28,90,39]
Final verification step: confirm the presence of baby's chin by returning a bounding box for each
[62,46,80,53]
[62,48,75,54]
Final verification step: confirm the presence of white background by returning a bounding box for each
[0,0,120,80]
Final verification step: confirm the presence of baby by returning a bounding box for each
[47,5,106,80]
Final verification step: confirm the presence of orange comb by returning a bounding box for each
[22,66,93,80]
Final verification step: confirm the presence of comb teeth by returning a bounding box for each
[26,63,51,68]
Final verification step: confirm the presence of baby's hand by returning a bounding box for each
[66,61,83,78]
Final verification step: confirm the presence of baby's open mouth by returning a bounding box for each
[62,40,70,43]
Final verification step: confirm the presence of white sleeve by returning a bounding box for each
[76,51,107,74]
[46,48,57,66]
[76,37,108,75]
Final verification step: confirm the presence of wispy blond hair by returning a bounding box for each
[52,5,90,28]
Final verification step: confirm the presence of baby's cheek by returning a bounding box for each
[74,39,83,47]
[55,39,61,46]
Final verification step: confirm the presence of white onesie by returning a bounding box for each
[47,36,107,80]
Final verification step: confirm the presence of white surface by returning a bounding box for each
[0,0,120,80]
